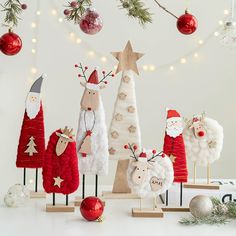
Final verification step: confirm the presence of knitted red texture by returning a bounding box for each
[163,133,188,183]
[16,104,45,168]
[42,129,79,195]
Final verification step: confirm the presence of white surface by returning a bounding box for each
[0,0,236,190]
[1,183,236,236]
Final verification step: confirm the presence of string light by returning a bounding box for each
[88,51,95,57]
[76,38,82,44]
[169,66,174,71]
[194,52,199,58]
[142,65,148,71]
[101,56,107,63]
[36,10,41,16]
[224,9,230,15]
[69,32,75,38]
[31,22,37,28]
[214,31,219,36]
[58,18,63,23]
[180,58,187,64]
[51,9,57,16]
[31,49,36,54]
[149,65,156,71]
[198,39,204,45]
[32,38,37,43]
[31,67,37,74]
[219,20,224,25]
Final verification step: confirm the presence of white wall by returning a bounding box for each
[0,0,235,193]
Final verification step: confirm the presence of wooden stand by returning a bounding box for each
[46,204,75,212]
[183,183,219,190]
[132,207,164,218]
[102,159,139,199]
[30,191,46,198]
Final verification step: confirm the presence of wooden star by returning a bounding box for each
[109,147,116,155]
[111,41,144,75]
[53,176,64,188]
[128,125,136,133]
[169,154,176,163]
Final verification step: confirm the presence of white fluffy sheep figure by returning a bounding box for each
[183,113,223,183]
[125,144,174,199]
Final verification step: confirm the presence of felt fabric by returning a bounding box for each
[43,129,79,195]
[183,117,223,166]
[76,97,109,175]
[16,104,45,168]
[163,133,188,183]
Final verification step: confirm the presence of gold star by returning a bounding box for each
[128,125,136,133]
[111,41,144,75]
[109,147,116,155]
[115,113,123,121]
[127,106,135,113]
[53,176,64,188]
[169,154,176,163]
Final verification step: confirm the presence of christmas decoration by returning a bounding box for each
[75,64,114,199]
[125,144,173,217]
[119,0,152,25]
[0,30,22,56]
[104,41,143,197]
[16,75,45,169]
[80,196,104,221]
[189,195,213,218]
[163,108,187,208]
[179,197,236,225]
[4,184,29,207]
[43,127,79,195]
[221,0,236,47]
[177,11,198,35]
[183,113,223,188]
[79,8,103,35]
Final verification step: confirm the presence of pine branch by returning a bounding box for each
[179,216,228,226]
[1,0,25,27]
[64,0,92,24]
[119,0,152,26]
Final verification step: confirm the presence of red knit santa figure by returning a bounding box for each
[163,108,188,183]
[43,127,79,195]
[16,75,45,168]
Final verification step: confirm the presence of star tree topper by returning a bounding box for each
[111,41,144,75]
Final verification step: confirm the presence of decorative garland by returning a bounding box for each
[179,198,236,225]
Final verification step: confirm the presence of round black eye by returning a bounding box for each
[61,140,63,143]
[137,167,139,170]
[89,92,91,94]
[143,170,145,171]
[93,93,95,95]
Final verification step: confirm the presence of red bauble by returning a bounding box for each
[0,31,22,56]
[177,12,198,35]
[80,196,104,221]
[79,8,103,35]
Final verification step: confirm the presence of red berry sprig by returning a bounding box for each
[99,70,115,85]
[75,63,88,82]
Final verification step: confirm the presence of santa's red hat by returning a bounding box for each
[138,151,147,162]
[86,67,100,90]
[166,108,181,120]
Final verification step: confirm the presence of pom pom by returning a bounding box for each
[102,71,106,74]
[133,145,138,150]
[85,66,88,70]
[21,4,27,10]
[111,74,115,77]
[70,1,78,8]
[74,64,78,67]
[124,145,129,149]
[64,9,71,15]
[152,150,156,154]
[198,131,205,137]
[104,81,108,84]
[78,74,81,77]
[161,153,165,158]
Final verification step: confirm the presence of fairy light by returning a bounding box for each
[101,56,107,63]
[51,9,57,16]
[198,39,204,45]
[31,67,37,74]
[180,58,187,64]
[142,65,148,71]
[194,52,199,58]
[31,49,36,54]
[58,18,63,23]
[31,22,37,28]
[32,38,37,43]
[224,9,229,15]
[214,31,219,36]
[149,65,156,71]
[218,20,224,25]
[76,38,82,44]
[70,32,75,38]
[36,10,41,16]
[169,66,174,71]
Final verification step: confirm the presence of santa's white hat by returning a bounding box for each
[86,67,100,91]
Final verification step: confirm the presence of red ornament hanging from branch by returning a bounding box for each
[0,0,27,56]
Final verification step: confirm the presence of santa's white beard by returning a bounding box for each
[166,126,183,138]
[26,93,40,119]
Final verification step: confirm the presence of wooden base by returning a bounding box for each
[132,208,164,218]
[46,204,75,212]
[102,191,139,199]
[74,196,105,207]
[30,191,46,199]
[162,207,190,212]
[183,183,220,190]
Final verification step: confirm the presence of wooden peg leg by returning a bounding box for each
[23,168,26,186]
[82,175,85,199]
[52,193,55,206]
[165,190,169,206]
[180,182,183,206]
[35,168,38,192]
[95,175,98,197]
[66,195,68,206]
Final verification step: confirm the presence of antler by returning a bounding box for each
[99,70,115,84]
[124,143,138,161]
[148,150,164,162]
[75,62,88,82]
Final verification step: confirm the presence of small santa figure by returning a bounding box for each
[16,75,45,188]
[76,65,112,198]
[163,108,188,206]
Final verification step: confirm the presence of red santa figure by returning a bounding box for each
[163,108,188,206]
[16,75,45,191]
[43,127,79,207]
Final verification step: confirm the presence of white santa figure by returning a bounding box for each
[76,65,113,198]
[125,144,173,212]
[183,113,223,185]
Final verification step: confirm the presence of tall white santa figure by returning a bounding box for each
[76,65,113,198]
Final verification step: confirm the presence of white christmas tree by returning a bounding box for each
[24,136,38,156]
[108,41,143,194]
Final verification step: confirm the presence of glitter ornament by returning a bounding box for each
[79,8,103,35]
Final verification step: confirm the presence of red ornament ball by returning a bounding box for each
[0,31,22,56]
[177,12,198,35]
[21,4,27,10]
[70,1,78,8]
[79,8,103,35]
[80,196,104,221]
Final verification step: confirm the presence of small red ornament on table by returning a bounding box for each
[80,196,104,221]
[177,10,198,35]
